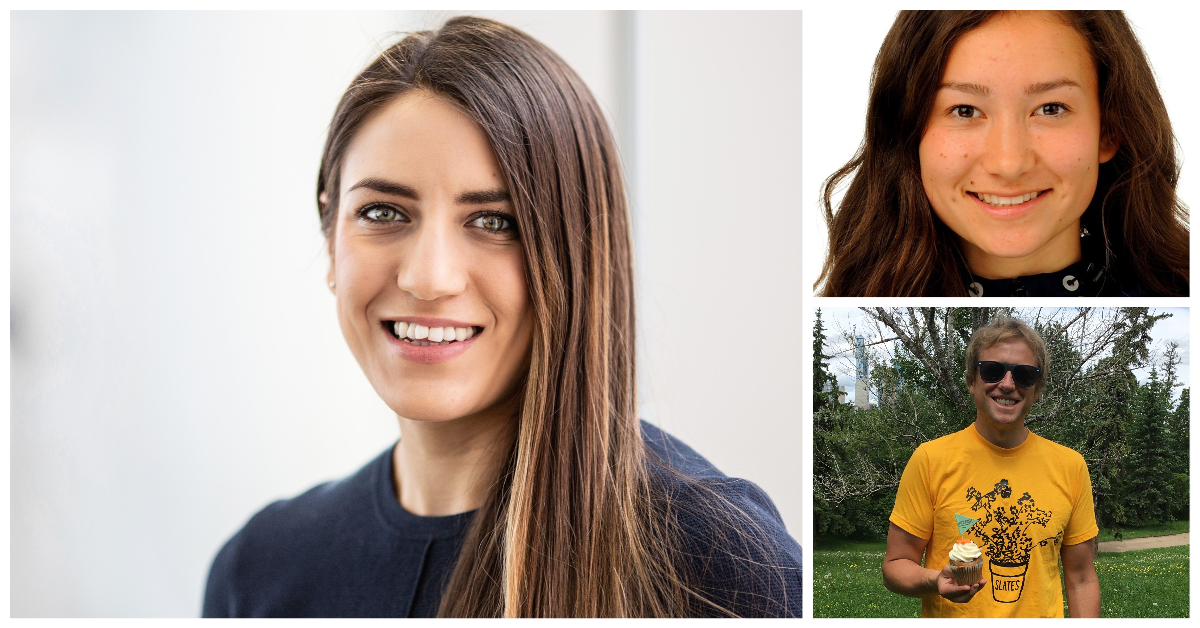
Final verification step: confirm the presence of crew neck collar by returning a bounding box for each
[372,441,476,538]
[965,258,1104,297]
[968,423,1037,458]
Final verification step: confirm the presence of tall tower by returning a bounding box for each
[854,335,869,408]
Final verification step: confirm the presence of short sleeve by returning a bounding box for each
[889,446,934,539]
[1063,455,1099,546]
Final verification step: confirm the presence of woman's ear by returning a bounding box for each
[321,191,336,293]
[1099,132,1120,164]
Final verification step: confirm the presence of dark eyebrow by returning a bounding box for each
[346,177,419,200]
[940,79,1082,98]
[1025,78,1082,96]
[942,82,990,97]
[456,189,510,204]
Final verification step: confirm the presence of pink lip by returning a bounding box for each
[381,320,484,365]
[968,190,1048,220]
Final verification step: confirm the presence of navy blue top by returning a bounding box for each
[202,422,802,617]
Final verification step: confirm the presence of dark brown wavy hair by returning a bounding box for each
[316,17,789,617]
[817,11,1189,296]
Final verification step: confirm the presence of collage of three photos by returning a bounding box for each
[9,9,1193,619]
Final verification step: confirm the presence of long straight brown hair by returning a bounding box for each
[817,11,1189,296]
[317,17,718,617]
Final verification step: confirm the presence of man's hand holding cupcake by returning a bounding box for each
[938,538,986,602]
[936,564,985,603]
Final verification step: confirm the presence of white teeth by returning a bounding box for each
[975,191,1041,207]
[994,398,1017,406]
[392,322,478,344]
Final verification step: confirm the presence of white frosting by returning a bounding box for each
[949,541,982,562]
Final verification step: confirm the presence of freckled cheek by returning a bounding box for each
[920,133,976,182]
[1038,128,1103,188]
[919,132,976,213]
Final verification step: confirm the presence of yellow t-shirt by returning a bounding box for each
[889,424,1098,618]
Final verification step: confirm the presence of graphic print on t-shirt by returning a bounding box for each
[964,479,1063,603]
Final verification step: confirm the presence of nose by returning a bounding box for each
[395,220,467,301]
[981,115,1034,180]
[996,370,1017,391]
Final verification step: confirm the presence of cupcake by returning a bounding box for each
[948,539,984,586]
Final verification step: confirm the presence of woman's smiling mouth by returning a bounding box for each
[388,321,483,346]
[969,190,1046,207]
[381,318,486,364]
[966,189,1051,218]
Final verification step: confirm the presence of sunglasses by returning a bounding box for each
[975,361,1042,388]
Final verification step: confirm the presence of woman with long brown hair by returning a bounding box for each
[817,10,1188,297]
[202,16,801,617]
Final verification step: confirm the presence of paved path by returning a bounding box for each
[1097,533,1188,553]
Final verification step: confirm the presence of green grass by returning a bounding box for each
[1097,520,1189,542]
[813,536,892,552]
[1091,545,1189,618]
[813,537,920,618]
[813,535,1189,618]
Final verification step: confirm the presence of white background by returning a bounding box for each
[802,9,1198,293]
[10,10,803,617]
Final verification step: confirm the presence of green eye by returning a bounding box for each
[364,206,403,222]
[473,214,511,232]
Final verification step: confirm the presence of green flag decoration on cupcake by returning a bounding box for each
[954,513,978,537]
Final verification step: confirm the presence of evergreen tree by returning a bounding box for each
[813,308,838,412]
[1168,387,1190,519]
[1124,368,1174,524]
[1169,387,1189,476]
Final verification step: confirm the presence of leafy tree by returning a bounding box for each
[813,307,1187,541]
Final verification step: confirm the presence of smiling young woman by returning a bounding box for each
[201,17,801,618]
[817,10,1188,297]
